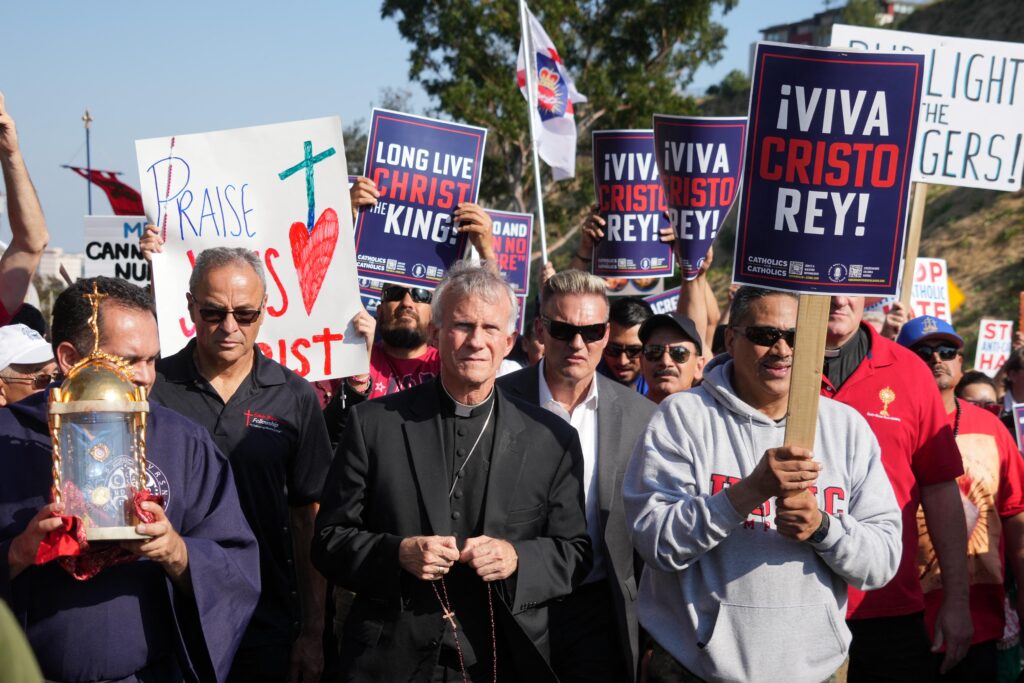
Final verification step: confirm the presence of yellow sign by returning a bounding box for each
[949,278,965,314]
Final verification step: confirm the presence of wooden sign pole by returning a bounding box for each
[1018,292,1023,338]
[899,182,929,310]
[783,294,831,449]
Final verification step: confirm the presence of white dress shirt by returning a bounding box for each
[538,360,604,582]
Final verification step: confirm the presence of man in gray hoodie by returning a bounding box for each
[624,287,902,683]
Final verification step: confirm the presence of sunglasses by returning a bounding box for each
[605,342,643,359]
[643,344,692,363]
[0,370,59,390]
[731,326,796,348]
[541,317,608,343]
[197,307,262,325]
[912,344,959,362]
[381,285,433,304]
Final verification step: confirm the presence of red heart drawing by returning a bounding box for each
[289,208,339,315]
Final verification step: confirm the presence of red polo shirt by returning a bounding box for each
[0,299,12,326]
[821,323,963,619]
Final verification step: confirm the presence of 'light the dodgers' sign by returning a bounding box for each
[136,116,367,382]
[831,24,1024,191]
[733,43,924,296]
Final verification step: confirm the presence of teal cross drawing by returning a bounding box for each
[278,141,337,231]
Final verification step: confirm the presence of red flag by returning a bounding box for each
[66,166,145,216]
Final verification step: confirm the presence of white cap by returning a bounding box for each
[0,324,54,371]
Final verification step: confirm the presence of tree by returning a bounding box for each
[380,0,738,254]
[842,0,880,28]
[344,87,415,175]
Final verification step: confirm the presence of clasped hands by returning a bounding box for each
[399,535,517,582]
[727,446,825,542]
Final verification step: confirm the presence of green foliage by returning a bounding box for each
[841,0,879,28]
[380,0,738,248]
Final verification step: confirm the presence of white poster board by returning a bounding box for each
[865,257,952,322]
[974,319,1013,377]
[135,117,367,381]
[831,24,1024,191]
[83,216,150,284]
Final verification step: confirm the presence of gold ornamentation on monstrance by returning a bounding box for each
[47,283,151,541]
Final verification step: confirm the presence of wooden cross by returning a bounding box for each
[278,140,337,232]
[442,609,457,631]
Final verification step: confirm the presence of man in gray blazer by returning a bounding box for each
[499,269,656,683]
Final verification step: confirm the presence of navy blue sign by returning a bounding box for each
[733,43,924,295]
[355,109,488,288]
[654,115,745,281]
[484,209,532,334]
[358,276,384,316]
[644,287,681,315]
[592,130,674,279]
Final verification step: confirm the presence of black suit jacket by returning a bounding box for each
[312,380,592,682]
[498,366,656,682]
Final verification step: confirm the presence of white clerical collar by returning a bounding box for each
[441,381,494,418]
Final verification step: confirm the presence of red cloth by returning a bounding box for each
[821,324,964,619]
[367,344,440,399]
[0,298,12,326]
[66,166,145,216]
[920,401,1024,644]
[35,485,165,581]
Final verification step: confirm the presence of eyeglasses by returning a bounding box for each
[0,370,59,390]
[731,326,796,348]
[541,317,608,343]
[197,307,263,325]
[643,344,692,363]
[912,344,959,362]
[381,285,433,304]
[605,342,643,359]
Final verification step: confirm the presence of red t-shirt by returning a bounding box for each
[919,401,1024,644]
[821,324,964,619]
[0,298,12,326]
[367,344,440,399]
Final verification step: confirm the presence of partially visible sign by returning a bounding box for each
[831,24,1024,191]
[653,115,745,280]
[355,109,487,289]
[908,257,952,321]
[592,130,674,279]
[83,216,150,284]
[358,277,384,316]
[974,319,1013,377]
[605,277,664,298]
[1014,404,1024,453]
[135,116,366,381]
[644,286,680,315]
[483,209,532,334]
[733,43,924,296]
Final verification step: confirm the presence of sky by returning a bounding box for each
[2,0,833,252]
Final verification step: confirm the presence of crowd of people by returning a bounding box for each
[2,90,1024,683]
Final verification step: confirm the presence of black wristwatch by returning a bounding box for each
[807,510,830,544]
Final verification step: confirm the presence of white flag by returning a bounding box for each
[516,7,587,180]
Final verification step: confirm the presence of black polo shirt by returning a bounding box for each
[150,339,332,649]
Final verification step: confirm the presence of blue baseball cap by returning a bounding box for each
[896,315,964,349]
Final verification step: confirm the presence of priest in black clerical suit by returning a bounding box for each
[313,261,592,682]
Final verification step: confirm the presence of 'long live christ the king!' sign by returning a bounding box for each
[733,43,924,296]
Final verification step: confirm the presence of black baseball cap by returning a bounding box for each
[639,312,703,356]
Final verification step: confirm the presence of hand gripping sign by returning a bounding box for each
[653,115,746,280]
[355,109,487,289]
[135,116,367,382]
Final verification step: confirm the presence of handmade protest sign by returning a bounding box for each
[865,256,953,321]
[733,43,924,296]
[484,209,532,334]
[644,287,681,315]
[83,216,149,284]
[355,109,487,289]
[831,25,1024,191]
[135,116,367,382]
[974,319,1014,378]
[592,130,674,279]
[653,115,745,279]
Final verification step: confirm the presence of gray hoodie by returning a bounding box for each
[623,361,901,683]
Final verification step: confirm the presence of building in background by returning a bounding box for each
[759,1,919,48]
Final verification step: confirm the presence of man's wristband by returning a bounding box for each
[807,510,830,544]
